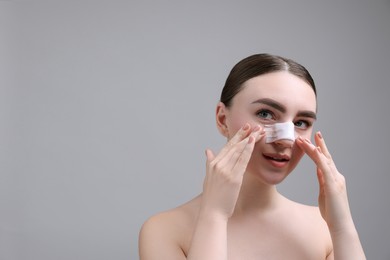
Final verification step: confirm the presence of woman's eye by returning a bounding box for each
[256,110,274,120]
[294,120,311,129]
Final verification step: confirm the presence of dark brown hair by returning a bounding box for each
[220,53,316,107]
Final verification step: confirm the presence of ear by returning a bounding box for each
[216,102,229,138]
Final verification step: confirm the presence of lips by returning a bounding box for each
[266,156,288,162]
[263,153,290,167]
[263,153,290,162]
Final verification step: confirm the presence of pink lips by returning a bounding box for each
[263,153,290,168]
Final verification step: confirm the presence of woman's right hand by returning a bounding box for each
[200,123,264,220]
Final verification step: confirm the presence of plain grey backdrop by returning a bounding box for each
[1,1,390,259]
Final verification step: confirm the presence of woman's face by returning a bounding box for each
[220,71,317,184]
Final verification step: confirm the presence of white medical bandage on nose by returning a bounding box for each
[264,121,295,143]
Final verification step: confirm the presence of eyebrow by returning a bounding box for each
[251,98,317,120]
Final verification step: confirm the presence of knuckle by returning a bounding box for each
[338,174,346,184]
[211,162,240,184]
[334,174,346,190]
[213,161,225,174]
[326,159,333,167]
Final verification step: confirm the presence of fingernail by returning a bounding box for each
[253,125,261,131]
[317,131,323,139]
[243,123,250,131]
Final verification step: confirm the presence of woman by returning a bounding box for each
[139,54,366,259]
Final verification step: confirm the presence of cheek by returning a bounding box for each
[295,129,313,139]
[226,112,249,133]
[227,120,245,138]
[228,112,261,131]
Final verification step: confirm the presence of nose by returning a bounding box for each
[264,121,296,145]
[274,138,294,148]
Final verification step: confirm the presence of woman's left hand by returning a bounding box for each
[296,132,354,233]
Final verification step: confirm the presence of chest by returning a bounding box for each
[226,217,328,260]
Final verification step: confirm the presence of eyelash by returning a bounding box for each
[294,120,312,130]
[256,109,275,121]
[256,109,313,129]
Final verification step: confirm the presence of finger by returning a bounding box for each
[295,136,322,164]
[227,124,262,146]
[217,134,252,168]
[296,137,335,184]
[232,135,256,173]
[314,132,340,177]
[205,149,215,165]
[227,123,252,145]
[215,124,261,163]
[254,128,266,143]
[314,132,331,159]
[215,123,251,161]
[215,127,262,175]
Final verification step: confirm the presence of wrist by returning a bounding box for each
[327,214,356,234]
[329,223,366,260]
[328,220,360,241]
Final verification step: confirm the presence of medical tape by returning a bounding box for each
[264,121,295,143]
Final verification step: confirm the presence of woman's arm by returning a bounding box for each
[296,132,366,260]
[139,124,263,260]
[187,124,263,259]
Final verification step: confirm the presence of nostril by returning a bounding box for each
[275,139,294,148]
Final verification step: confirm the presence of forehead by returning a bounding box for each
[232,71,317,111]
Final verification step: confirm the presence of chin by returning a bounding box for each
[247,166,291,186]
[263,172,290,185]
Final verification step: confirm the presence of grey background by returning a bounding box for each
[1,1,389,259]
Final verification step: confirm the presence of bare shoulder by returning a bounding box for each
[140,195,200,238]
[138,195,201,259]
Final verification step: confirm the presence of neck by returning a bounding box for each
[233,172,284,216]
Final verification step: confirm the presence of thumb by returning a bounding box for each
[205,149,215,163]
